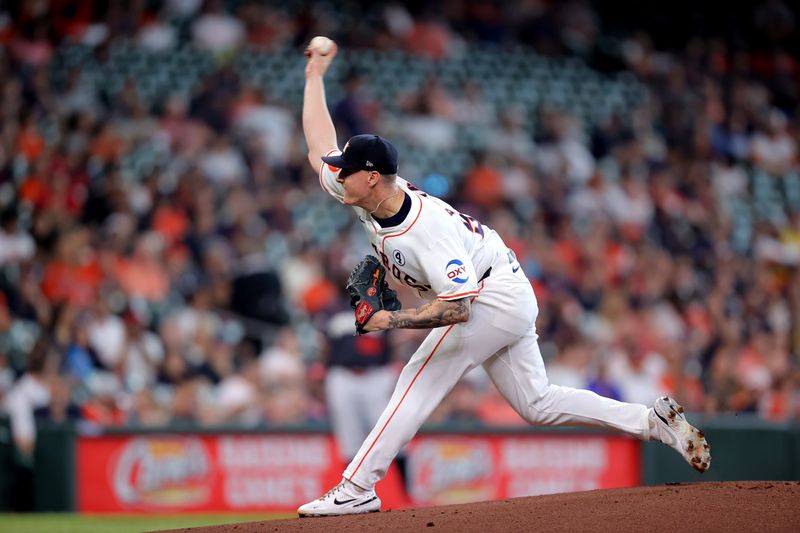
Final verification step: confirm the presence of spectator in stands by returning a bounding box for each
[453,81,494,128]
[587,359,623,401]
[117,308,165,392]
[488,106,537,166]
[263,379,316,425]
[216,350,261,425]
[0,208,35,267]
[191,0,245,54]
[402,9,456,60]
[604,171,654,241]
[113,232,170,302]
[462,151,505,212]
[130,387,170,426]
[199,135,248,186]
[433,379,482,424]
[34,375,81,424]
[333,68,379,140]
[136,11,177,52]
[58,67,104,117]
[750,109,797,175]
[85,296,125,373]
[0,297,16,395]
[10,19,53,67]
[535,108,595,186]
[63,313,99,383]
[2,337,55,455]
[232,84,296,166]
[397,76,458,150]
[41,226,104,307]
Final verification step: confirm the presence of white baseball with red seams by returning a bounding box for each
[317,152,654,490]
[309,36,334,55]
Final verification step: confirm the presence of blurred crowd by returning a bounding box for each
[1,0,800,455]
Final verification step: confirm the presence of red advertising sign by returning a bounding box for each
[405,434,640,505]
[77,433,639,512]
[77,434,343,512]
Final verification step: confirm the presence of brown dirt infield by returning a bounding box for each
[158,481,800,533]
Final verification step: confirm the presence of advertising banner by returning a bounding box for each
[77,432,639,512]
[405,434,640,505]
[77,434,344,512]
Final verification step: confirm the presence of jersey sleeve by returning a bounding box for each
[318,149,346,203]
[425,239,480,301]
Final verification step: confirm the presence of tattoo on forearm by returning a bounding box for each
[387,299,470,329]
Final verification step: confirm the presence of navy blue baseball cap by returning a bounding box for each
[322,134,398,175]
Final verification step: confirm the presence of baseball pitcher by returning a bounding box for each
[298,38,711,517]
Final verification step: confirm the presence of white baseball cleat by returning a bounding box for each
[650,396,711,473]
[298,480,381,517]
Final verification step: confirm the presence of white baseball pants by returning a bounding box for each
[343,259,652,490]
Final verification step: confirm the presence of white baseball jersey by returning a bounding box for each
[319,149,513,302]
[317,148,653,491]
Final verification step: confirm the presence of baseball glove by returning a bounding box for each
[346,255,402,334]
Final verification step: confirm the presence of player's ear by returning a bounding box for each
[367,171,380,186]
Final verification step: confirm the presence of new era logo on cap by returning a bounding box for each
[322,135,398,174]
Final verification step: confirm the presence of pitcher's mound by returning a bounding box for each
[159,481,800,533]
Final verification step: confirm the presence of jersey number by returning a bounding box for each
[407,182,484,237]
[446,209,485,237]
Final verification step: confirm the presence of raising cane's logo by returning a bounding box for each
[409,440,494,504]
[112,438,212,507]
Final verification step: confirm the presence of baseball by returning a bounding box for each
[309,36,334,55]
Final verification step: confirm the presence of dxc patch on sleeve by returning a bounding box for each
[445,259,469,283]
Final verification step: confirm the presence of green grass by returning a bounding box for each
[0,513,293,533]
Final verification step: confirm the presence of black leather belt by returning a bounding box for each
[479,267,492,282]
